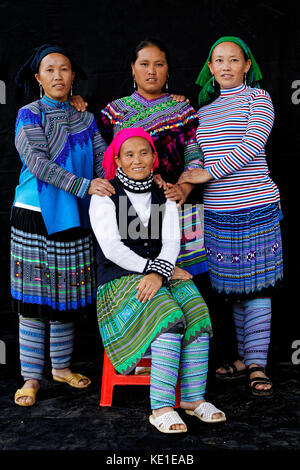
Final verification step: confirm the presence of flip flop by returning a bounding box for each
[14,387,38,407]
[185,402,226,423]
[149,411,187,434]
[53,373,91,388]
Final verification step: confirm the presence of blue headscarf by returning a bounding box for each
[16,44,87,96]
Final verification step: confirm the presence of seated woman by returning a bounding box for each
[89,127,226,433]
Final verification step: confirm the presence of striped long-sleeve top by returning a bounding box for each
[196,84,280,211]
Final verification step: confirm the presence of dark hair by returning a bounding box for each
[131,38,171,70]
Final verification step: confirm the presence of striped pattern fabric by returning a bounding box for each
[14,95,106,235]
[49,321,74,369]
[99,92,204,183]
[19,317,46,380]
[98,92,208,274]
[233,298,271,367]
[177,203,207,274]
[96,276,212,375]
[19,317,74,380]
[180,333,209,402]
[197,85,280,211]
[204,203,283,295]
[150,333,182,409]
[11,217,96,313]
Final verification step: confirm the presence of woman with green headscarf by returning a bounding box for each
[179,37,283,397]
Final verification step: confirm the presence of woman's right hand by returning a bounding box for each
[69,95,88,112]
[171,266,193,280]
[136,273,163,303]
[170,94,190,103]
[88,178,115,197]
[153,174,168,190]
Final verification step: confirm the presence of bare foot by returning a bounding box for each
[52,367,89,387]
[15,379,40,406]
[152,407,187,431]
[180,399,224,421]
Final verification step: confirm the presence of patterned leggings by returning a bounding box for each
[150,332,209,410]
[19,316,74,381]
[233,297,271,368]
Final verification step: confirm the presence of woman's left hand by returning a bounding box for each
[164,183,187,206]
[171,266,193,280]
[136,273,163,303]
[69,95,88,112]
[178,168,213,185]
[170,94,190,103]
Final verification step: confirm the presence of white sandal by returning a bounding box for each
[149,411,187,433]
[185,402,226,423]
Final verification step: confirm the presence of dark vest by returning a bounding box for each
[96,178,167,286]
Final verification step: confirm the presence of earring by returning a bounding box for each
[39,83,43,98]
[165,76,169,90]
[133,76,136,90]
[212,75,215,87]
[70,83,73,96]
[244,73,247,85]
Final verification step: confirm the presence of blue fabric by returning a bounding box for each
[15,95,96,234]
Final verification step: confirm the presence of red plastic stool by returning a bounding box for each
[100,350,181,407]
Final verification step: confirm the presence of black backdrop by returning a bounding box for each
[0,0,299,364]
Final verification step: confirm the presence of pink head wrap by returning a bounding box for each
[102,127,159,180]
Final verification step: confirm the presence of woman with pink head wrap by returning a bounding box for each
[89,128,226,434]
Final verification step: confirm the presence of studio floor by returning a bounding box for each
[0,313,299,460]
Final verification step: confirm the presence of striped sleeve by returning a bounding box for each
[15,107,90,198]
[208,91,274,180]
[182,112,204,171]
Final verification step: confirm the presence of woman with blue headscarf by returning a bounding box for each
[12,44,114,406]
[179,37,283,397]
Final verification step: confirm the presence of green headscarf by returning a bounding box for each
[196,36,263,107]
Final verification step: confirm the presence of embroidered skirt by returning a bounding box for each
[97,275,212,375]
[204,203,283,298]
[10,207,96,321]
[177,204,208,275]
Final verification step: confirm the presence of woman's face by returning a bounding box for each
[208,42,251,90]
[116,137,156,180]
[131,45,168,99]
[35,53,75,102]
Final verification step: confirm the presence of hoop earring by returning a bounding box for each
[39,83,43,98]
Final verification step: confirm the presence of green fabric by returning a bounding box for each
[196,36,263,107]
[97,275,212,375]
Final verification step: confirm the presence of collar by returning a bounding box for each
[220,84,247,97]
[41,95,70,109]
[116,168,153,193]
[131,91,170,105]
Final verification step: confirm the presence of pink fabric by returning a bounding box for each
[102,127,159,180]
